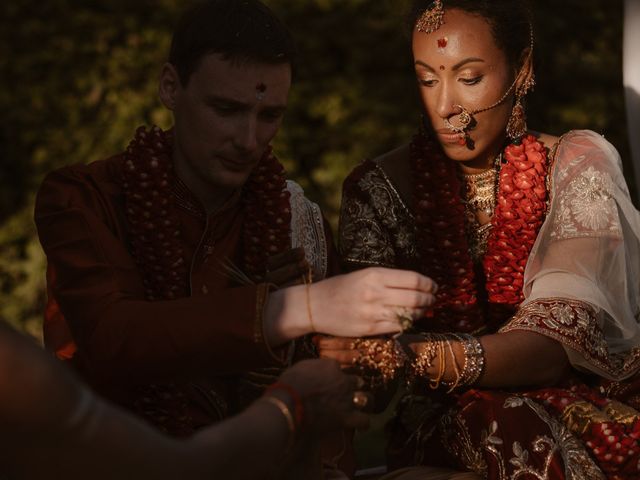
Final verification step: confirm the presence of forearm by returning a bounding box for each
[61,285,283,382]
[411,330,571,389]
[187,398,306,479]
[264,285,312,346]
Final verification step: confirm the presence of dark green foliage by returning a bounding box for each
[0,0,628,338]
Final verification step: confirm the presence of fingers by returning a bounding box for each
[368,268,438,294]
[367,320,403,336]
[316,337,357,351]
[381,288,436,309]
[319,349,357,365]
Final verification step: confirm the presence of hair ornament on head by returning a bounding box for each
[416,0,445,34]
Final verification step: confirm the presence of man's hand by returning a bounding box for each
[264,247,310,287]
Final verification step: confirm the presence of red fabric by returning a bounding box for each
[341,158,640,478]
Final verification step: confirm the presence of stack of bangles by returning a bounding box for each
[262,382,305,454]
[409,332,485,392]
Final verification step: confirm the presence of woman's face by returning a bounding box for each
[412,8,516,169]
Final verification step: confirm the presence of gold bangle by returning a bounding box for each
[303,269,316,333]
[452,333,485,387]
[443,339,461,393]
[430,339,446,390]
[262,396,296,453]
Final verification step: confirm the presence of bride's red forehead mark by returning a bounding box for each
[437,37,448,49]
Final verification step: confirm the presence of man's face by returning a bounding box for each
[166,53,291,191]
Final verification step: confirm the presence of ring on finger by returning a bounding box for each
[395,308,415,331]
[352,391,369,409]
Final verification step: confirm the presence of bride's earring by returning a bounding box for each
[506,74,534,140]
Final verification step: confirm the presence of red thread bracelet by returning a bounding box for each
[264,382,304,426]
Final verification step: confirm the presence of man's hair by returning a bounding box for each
[169,0,297,86]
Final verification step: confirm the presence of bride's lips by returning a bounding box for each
[436,129,464,145]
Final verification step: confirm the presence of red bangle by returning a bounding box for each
[264,382,304,426]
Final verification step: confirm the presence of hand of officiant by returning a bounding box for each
[275,358,372,433]
[264,247,310,287]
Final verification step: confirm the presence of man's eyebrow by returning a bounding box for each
[204,95,250,108]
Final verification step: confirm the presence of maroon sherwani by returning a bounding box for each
[35,149,340,436]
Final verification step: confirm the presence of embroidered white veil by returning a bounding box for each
[522,130,640,380]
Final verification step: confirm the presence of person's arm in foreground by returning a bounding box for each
[0,323,367,480]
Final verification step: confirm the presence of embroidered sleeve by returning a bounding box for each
[287,180,328,280]
[339,162,405,268]
[550,165,622,241]
[500,298,640,380]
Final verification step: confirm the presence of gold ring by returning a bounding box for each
[352,391,368,409]
[396,310,414,331]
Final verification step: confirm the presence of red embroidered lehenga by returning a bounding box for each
[339,129,640,479]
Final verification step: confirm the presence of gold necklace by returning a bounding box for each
[460,154,502,261]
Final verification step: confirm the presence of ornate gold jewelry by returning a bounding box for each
[415,0,445,34]
[460,159,500,261]
[352,391,369,409]
[452,333,485,386]
[506,96,527,140]
[408,333,448,390]
[443,338,461,393]
[443,105,472,134]
[395,308,415,331]
[353,338,407,388]
[409,338,438,383]
[462,167,498,217]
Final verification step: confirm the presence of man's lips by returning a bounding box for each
[217,155,255,170]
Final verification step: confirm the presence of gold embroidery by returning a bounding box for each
[339,164,416,267]
[604,400,640,426]
[500,298,640,380]
[506,397,605,480]
[561,401,610,435]
[440,412,489,476]
[551,165,622,240]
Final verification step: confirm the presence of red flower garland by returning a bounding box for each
[122,126,187,300]
[121,126,291,300]
[484,136,548,304]
[411,131,548,333]
[242,145,292,280]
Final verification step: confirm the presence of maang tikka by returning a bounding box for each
[416,0,445,34]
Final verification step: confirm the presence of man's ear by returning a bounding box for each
[159,62,181,110]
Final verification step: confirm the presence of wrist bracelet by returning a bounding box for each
[264,382,304,426]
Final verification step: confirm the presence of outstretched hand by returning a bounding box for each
[309,267,437,337]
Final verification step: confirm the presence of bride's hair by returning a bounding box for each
[407,0,533,69]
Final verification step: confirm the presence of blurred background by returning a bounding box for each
[0,0,631,343]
